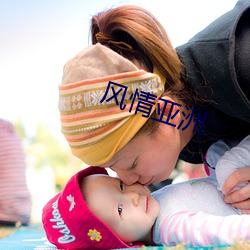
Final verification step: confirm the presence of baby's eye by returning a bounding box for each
[120,180,124,191]
[118,204,123,216]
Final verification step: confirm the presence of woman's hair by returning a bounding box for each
[90,5,197,136]
[91,5,181,89]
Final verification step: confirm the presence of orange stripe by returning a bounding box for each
[60,104,137,123]
[64,121,121,142]
[59,70,147,90]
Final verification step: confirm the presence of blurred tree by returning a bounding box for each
[14,118,26,139]
[14,120,85,191]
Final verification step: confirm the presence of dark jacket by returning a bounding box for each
[176,0,250,163]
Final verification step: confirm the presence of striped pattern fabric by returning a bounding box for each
[58,43,165,165]
[0,119,31,224]
[59,69,164,149]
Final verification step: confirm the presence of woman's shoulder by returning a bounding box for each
[176,0,250,123]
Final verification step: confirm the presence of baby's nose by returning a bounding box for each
[126,191,140,206]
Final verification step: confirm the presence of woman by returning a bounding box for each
[59,1,250,211]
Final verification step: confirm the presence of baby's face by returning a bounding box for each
[84,175,160,244]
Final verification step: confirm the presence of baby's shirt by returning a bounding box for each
[152,135,250,246]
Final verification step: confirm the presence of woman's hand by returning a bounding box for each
[223,166,250,214]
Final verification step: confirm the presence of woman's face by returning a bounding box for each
[100,123,182,185]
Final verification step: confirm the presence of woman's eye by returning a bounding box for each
[120,180,124,191]
[118,204,123,216]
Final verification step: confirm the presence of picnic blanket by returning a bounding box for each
[0,224,248,250]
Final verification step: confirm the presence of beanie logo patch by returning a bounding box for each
[67,194,76,211]
[88,229,102,242]
[50,200,76,244]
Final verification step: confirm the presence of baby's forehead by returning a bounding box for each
[85,173,117,180]
[80,174,118,200]
[82,175,122,200]
[82,174,120,185]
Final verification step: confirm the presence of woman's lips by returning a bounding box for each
[143,177,154,186]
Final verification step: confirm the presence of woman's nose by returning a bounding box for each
[112,168,140,185]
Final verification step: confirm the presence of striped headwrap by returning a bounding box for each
[59,43,165,165]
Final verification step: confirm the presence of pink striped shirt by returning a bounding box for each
[0,119,31,224]
[158,210,250,246]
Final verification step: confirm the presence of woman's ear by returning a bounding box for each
[156,95,181,119]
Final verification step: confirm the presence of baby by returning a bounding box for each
[42,135,250,249]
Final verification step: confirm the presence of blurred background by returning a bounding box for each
[0,0,238,223]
